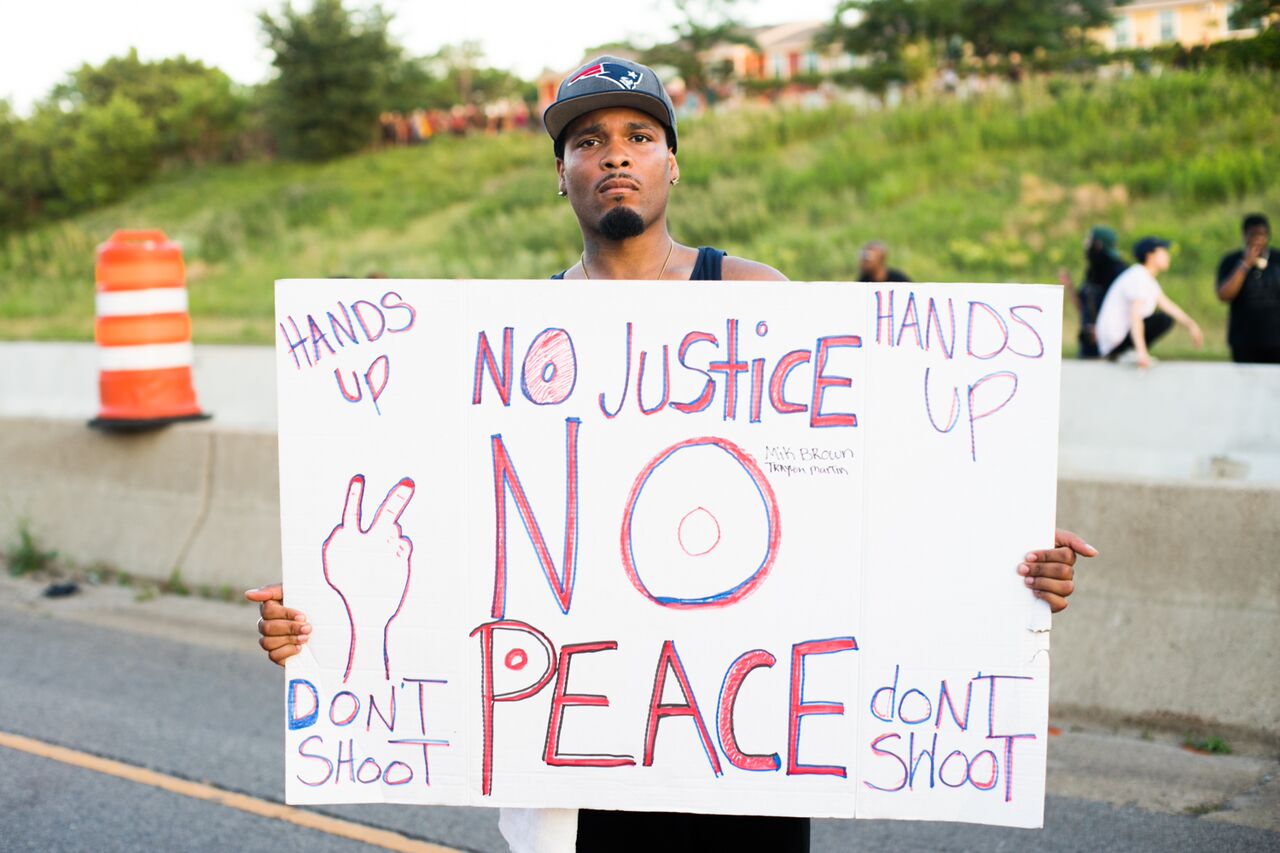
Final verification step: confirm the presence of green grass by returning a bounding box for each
[5,520,58,576]
[1183,733,1233,754]
[3,70,1277,358]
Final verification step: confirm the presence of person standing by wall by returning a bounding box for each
[856,240,911,283]
[1216,213,1280,364]
[1058,226,1128,359]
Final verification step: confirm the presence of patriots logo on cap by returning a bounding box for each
[567,62,644,91]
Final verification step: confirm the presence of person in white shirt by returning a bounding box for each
[1095,236,1203,368]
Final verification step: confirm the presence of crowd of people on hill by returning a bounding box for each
[378,99,534,147]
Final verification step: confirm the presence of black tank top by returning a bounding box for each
[551,246,726,281]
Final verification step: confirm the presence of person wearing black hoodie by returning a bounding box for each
[1058,225,1128,359]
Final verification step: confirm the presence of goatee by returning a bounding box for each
[599,206,645,241]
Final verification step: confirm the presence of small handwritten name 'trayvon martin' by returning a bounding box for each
[760,445,854,478]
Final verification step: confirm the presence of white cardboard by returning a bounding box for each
[274,279,1062,827]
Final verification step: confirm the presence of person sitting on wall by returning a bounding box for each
[1095,236,1203,368]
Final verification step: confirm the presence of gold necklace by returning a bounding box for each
[581,239,675,281]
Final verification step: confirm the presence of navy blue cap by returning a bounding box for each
[1133,236,1171,263]
[543,56,678,152]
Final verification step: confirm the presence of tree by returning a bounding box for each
[159,74,248,164]
[0,102,63,226]
[432,41,485,105]
[49,94,158,208]
[824,0,923,59]
[1230,0,1280,30]
[53,49,247,164]
[642,0,758,106]
[826,0,1115,63]
[48,48,247,165]
[379,43,531,112]
[259,0,401,160]
[0,51,251,228]
[932,0,1114,58]
[382,55,446,112]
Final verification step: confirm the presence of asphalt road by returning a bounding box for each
[1,578,1276,853]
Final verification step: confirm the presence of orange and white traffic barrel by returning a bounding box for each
[89,229,209,430]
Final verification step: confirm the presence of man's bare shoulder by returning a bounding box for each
[722,255,788,281]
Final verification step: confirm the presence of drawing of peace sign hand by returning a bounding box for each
[322,474,416,682]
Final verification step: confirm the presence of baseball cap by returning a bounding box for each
[1088,225,1122,261]
[1132,236,1171,263]
[543,56,678,154]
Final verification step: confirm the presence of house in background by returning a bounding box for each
[534,30,854,119]
[534,3,1269,119]
[702,20,855,82]
[1094,1,1261,49]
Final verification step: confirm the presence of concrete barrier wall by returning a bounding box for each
[5,342,1279,483]
[1051,476,1280,739]
[1058,360,1280,483]
[0,419,280,590]
[0,415,1275,737]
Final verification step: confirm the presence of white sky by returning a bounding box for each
[0,0,839,115]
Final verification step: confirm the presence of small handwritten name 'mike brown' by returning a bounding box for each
[761,445,854,478]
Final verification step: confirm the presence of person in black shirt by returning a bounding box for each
[1058,226,1128,359]
[857,240,911,283]
[1216,213,1280,364]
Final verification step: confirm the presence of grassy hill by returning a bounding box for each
[3,69,1277,358]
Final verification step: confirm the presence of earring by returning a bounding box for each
[558,189,567,197]
[670,178,679,186]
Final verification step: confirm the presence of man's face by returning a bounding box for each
[1245,224,1270,251]
[1148,246,1171,273]
[858,245,885,277]
[556,107,678,240]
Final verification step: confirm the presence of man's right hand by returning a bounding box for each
[1244,240,1264,268]
[245,583,310,666]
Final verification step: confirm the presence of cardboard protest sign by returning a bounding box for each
[275,279,1061,827]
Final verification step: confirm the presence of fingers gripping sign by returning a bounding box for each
[322,474,417,682]
[1017,527,1097,614]
[245,583,311,666]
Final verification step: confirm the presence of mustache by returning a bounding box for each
[594,172,641,192]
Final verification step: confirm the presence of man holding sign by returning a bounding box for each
[250,56,1093,853]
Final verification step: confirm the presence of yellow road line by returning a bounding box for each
[0,730,463,853]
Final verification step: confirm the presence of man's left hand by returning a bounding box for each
[1019,528,1097,613]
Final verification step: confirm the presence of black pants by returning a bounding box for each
[1108,311,1174,359]
[1231,344,1280,364]
[1077,324,1101,359]
[576,810,809,852]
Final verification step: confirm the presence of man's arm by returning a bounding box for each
[1156,291,1204,347]
[722,256,788,281]
[1217,247,1260,302]
[1058,267,1083,317]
